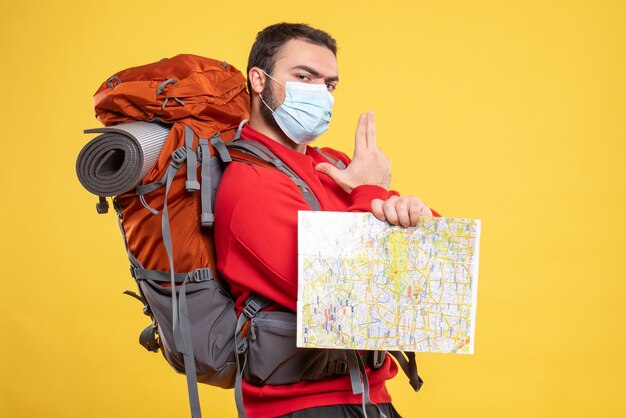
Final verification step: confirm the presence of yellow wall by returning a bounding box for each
[1,1,624,417]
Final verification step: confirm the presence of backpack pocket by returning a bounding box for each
[245,311,349,386]
[138,277,238,388]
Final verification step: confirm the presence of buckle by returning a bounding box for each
[242,299,262,319]
[129,266,140,279]
[189,268,213,282]
[170,147,187,166]
[236,338,248,355]
[370,350,386,369]
[197,139,209,162]
[334,360,349,374]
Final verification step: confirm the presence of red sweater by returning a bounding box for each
[214,125,433,417]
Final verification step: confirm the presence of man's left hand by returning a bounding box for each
[371,195,433,227]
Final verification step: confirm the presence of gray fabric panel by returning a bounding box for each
[77,121,170,196]
[138,276,238,387]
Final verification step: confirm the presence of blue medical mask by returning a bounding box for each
[259,70,334,144]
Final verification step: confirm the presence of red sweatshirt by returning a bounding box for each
[214,124,436,417]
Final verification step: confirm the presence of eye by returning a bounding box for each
[296,74,311,81]
[326,82,337,92]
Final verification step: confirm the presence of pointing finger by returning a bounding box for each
[366,111,376,148]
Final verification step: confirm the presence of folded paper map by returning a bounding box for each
[297,212,481,354]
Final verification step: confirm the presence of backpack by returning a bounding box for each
[76,54,423,418]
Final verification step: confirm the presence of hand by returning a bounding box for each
[371,195,433,227]
[315,111,390,193]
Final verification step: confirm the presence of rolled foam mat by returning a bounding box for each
[76,121,170,196]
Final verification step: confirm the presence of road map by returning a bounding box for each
[297,212,480,354]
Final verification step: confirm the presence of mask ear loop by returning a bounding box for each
[259,68,285,87]
[258,93,276,114]
[257,68,283,114]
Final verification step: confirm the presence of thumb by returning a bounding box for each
[315,162,342,179]
[315,162,353,193]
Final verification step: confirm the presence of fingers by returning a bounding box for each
[371,199,385,221]
[353,113,367,157]
[382,195,400,225]
[354,111,377,155]
[409,196,428,226]
[372,195,433,227]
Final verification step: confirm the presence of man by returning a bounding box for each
[214,23,438,418]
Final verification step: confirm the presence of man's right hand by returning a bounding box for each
[315,111,391,193]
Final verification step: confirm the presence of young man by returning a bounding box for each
[214,23,437,418]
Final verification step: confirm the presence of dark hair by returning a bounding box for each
[246,23,337,92]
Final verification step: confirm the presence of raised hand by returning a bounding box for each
[315,111,390,193]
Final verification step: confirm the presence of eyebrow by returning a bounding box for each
[290,65,339,83]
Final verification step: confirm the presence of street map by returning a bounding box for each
[297,212,481,354]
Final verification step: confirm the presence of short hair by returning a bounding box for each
[246,23,338,92]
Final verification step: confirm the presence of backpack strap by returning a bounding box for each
[313,146,347,170]
[223,139,321,211]
[130,145,205,418]
[389,351,424,392]
[198,138,214,226]
[233,295,271,418]
[158,145,204,418]
[347,351,387,418]
[184,124,201,191]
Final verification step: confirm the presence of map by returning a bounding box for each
[297,212,481,354]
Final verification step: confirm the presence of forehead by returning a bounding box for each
[273,38,338,77]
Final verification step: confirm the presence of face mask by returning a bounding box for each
[259,70,334,144]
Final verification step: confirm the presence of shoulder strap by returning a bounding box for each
[313,146,347,170]
[216,137,322,211]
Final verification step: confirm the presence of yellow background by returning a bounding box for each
[1,1,624,417]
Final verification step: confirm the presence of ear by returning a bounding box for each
[248,67,266,95]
